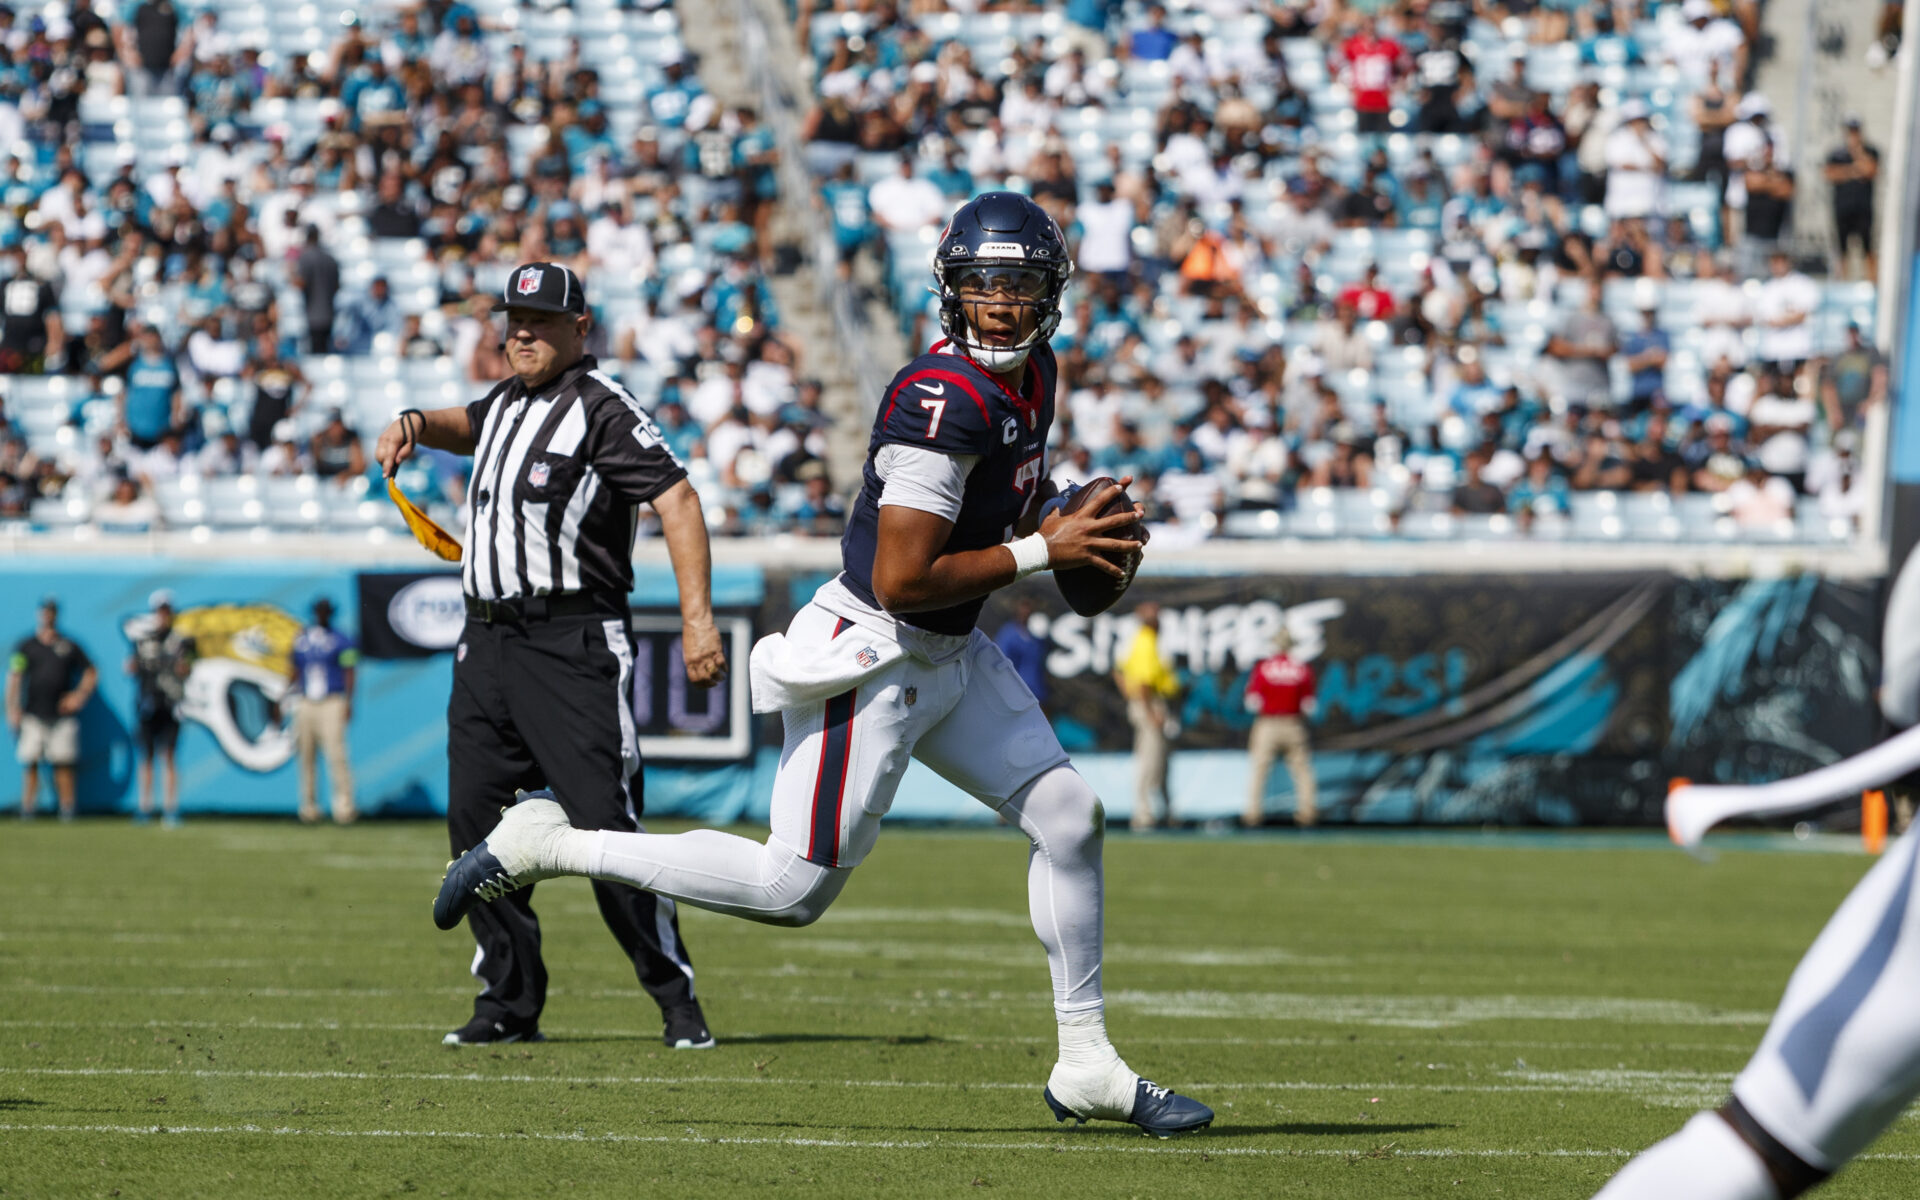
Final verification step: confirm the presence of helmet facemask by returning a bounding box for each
[935,261,1067,372]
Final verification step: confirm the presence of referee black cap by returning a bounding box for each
[492,262,587,315]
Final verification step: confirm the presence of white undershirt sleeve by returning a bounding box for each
[876,443,978,522]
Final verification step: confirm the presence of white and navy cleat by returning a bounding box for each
[431,790,571,930]
[1043,1078,1214,1138]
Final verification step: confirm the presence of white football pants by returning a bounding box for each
[582,600,1112,1018]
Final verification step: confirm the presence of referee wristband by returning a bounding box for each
[1006,533,1051,581]
[398,408,425,444]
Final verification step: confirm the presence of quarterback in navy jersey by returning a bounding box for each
[433,193,1213,1137]
[839,332,1060,635]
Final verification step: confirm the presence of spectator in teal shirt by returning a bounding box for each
[821,161,872,277]
[120,325,178,450]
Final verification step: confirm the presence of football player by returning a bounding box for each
[1594,550,1920,1197]
[433,192,1213,1137]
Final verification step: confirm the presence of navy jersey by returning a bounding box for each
[841,341,1057,636]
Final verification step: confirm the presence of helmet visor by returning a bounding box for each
[950,264,1052,302]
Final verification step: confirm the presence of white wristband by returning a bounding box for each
[1006,532,1051,580]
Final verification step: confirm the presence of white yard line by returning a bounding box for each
[0,982,1780,1028]
[0,1065,1731,1098]
[0,1019,1759,1053]
[2,1121,1919,1162]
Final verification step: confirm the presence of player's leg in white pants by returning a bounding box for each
[562,610,956,925]
[911,632,1144,1118]
[1594,828,1920,1199]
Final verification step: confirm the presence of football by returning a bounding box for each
[1052,476,1145,618]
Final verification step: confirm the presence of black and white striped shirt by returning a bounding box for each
[460,355,687,602]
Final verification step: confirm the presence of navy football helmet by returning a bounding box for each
[933,191,1072,371]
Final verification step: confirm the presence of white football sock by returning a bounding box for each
[1001,767,1139,1117]
[1593,1112,1779,1199]
[1049,1011,1137,1118]
[484,798,588,880]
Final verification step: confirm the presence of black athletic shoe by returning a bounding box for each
[1043,1078,1214,1138]
[433,843,521,931]
[663,1002,716,1050]
[442,1015,546,1046]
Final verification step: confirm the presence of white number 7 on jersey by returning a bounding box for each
[921,397,947,439]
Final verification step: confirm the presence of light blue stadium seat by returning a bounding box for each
[1569,491,1627,540]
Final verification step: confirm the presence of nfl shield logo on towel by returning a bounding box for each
[516,267,544,294]
[856,646,879,668]
[529,461,550,487]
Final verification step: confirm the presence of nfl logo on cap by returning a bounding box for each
[493,261,584,315]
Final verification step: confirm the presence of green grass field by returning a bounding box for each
[2,818,1913,1198]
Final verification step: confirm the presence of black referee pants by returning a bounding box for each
[448,609,698,1029]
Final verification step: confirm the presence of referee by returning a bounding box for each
[374,261,728,1049]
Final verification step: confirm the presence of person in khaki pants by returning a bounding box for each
[287,597,358,823]
[1114,602,1182,831]
[1243,629,1318,828]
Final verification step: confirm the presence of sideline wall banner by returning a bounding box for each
[0,559,769,818]
[933,572,1879,826]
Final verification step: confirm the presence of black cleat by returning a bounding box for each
[1043,1078,1214,1138]
[442,1015,545,1046]
[432,843,524,931]
[663,1002,716,1049]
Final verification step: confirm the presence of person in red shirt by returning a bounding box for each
[1340,16,1404,135]
[1337,264,1396,321]
[1243,629,1318,828]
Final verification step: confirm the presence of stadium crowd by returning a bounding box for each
[799,0,1882,540]
[0,0,840,538]
[0,0,1887,544]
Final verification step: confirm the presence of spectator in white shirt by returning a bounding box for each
[1153,335,1210,389]
[1068,380,1125,454]
[1754,250,1821,370]
[1726,460,1796,529]
[586,204,655,284]
[1745,367,1817,491]
[1603,100,1667,220]
[185,315,245,383]
[1663,0,1747,88]
[1312,302,1375,373]
[867,155,950,236]
[1050,442,1097,492]
[133,428,186,491]
[1158,444,1225,530]
[194,410,258,477]
[1722,93,1787,215]
[998,74,1057,137]
[1692,254,1751,368]
[1076,181,1136,283]
[259,420,312,478]
[689,358,746,429]
[1808,431,1867,524]
[643,292,705,372]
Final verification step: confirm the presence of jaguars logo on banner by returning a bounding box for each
[123,603,301,773]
